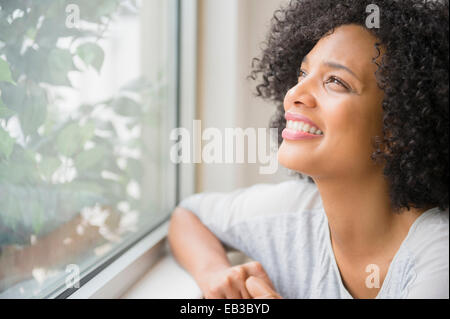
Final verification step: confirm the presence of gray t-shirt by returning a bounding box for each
[178,179,449,299]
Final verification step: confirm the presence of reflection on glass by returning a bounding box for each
[0,0,176,298]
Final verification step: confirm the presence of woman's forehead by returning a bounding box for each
[304,24,381,79]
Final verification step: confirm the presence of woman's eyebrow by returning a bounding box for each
[323,61,361,81]
[301,56,361,82]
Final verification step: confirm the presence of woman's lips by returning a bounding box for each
[282,111,323,140]
[284,112,321,130]
[282,128,323,140]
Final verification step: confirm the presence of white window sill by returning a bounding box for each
[121,242,250,299]
[121,244,203,299]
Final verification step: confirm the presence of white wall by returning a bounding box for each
[196,0,294,193]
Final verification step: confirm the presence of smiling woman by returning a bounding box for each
[278,24,386,183]
[169,0,449,299]
[251,1,449,213]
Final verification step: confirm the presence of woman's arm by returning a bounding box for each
[168,206,275,299]
[168,206,232,285]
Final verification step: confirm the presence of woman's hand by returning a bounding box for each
[245,276,282,299]
[198,261,276,299]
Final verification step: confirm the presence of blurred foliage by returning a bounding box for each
[0,0,163,244]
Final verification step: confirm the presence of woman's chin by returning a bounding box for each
[277,142,317,174]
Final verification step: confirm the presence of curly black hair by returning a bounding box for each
[249,0,449,212]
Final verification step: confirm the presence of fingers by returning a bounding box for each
[223,282,244,299]
[203,266,250,299]
[202,261,274,299]
[239,284,252,299]
[245,276,282,299]
[204,287,226,299]
[227,266,251,299]
[241,261,275,290]
[236,279,251,299]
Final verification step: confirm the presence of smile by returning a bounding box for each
[282,112,324,140]
[285,120,323,135]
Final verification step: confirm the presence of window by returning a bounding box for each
[0,0,178,298]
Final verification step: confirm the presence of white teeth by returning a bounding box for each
[286,120,323,135]
[302,123,310,132]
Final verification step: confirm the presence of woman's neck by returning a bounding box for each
[314,171,424,258]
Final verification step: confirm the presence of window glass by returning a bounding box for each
[0,0,178,298]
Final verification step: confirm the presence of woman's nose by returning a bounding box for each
[285,82,317,109]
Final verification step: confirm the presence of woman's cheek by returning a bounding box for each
[321,100,372,165]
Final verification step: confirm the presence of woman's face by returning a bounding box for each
[278,24,385,180]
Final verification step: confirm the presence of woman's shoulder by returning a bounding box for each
[402,207,449,298]
[407,207,449,256]
[231,178,323,220]
[177,177,324,232]
[407,207,449,245]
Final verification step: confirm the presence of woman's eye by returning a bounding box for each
[297,70,307,81]
[325,76,351,92]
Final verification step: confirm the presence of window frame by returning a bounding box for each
[40,0,198,299]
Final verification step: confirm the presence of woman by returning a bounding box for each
[168,0,449,299]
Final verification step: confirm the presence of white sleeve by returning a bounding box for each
[177,179,322,248]
[405,211,449,299]
[406,273,449,299]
